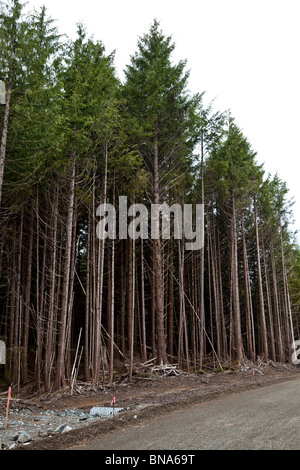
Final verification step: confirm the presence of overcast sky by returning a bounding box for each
[24,0,300,239]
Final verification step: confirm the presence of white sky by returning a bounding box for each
[25,0,300,239]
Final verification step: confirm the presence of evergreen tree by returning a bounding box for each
[0,0,24,203]
[123,19,202,364]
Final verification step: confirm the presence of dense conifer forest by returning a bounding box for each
[1,1,300,393]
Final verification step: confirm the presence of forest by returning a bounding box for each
[1,0,300,394]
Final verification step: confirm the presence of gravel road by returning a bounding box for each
[70,378,300,450]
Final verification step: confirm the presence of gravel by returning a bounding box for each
[0,404,124,450]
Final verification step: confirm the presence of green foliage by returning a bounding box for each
[212,120,262,195]
[1,6,300,387]
[122,19,205,205]
[0,0,24,82]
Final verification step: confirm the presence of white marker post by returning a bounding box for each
[0,340,5,364]
[0,81,6,105]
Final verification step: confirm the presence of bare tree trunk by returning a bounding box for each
[270,245,284,361]
[36,220,47,394]
[127,237,135,381]
[93,144,108,386]
[65,203,78,381]
[167,237,174,362]
[263,245,276,361]
[231,194,243,364]
[140,239,147,363]
[108,183,116,385]
[0,77,12,204]
[150,254,156,358]
[84,205,91,382]
[55,154,76,390]
[254,198,268,362]
[13,207,23,388]
[241,213,255,361]
[23,206,34,383]
[120,242,126,355]
[217,231,227,361]
[108,238,115,384]
[45,189,59,391]
[178,239,184,367]
[210,212,222,361]
[153,121,167,365]
[199,135,205,369]
[280,218,294,360]
[8,235,17,378]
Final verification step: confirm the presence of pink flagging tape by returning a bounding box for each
[110,397,116,406]
[5,387,12,430]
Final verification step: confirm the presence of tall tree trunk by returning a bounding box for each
[167,237,174,362]
[45,189,59,391]
[108,238,115,384]
[84,205,92,382]
[150,254,156,358]
[210,212,222,361]
[0,77,12,204]
[241,213,255,361]
[108,182,116,384]
[270,246,284,361]
[120,242,126,356]
[140,239,147,363]
[254,198,268,362]
[54,154,76,390]
[153,120,167,365]
[231,194,243,364]
[199,134,205,369]
[93,143,108,385]
[127,237,135,381]
[36,218,47,394]
[280,218,294,360]
[13,207,23,390]
[263,245,276,361]
[65,203,78,381]
[22,206,34,384]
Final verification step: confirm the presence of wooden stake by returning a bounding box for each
[4,386,11,430]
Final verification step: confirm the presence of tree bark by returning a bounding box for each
[241,213,255,361]
[0,77,12,204]
[45,188,59,390]
[254,198,268,362]
[22,206,34,384]
[93,143,108,385]
[54,154,76,390]
[231,194,243,364]
[153,120,167,365]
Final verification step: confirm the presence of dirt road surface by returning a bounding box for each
[4,361,299,452]
[69,378,300,451]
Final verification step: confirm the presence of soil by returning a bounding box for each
[1,360,300,451]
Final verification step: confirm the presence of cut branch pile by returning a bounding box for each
[139,359,185,377]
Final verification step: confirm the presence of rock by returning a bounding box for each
[38,430,50,438]
[90,406,124,417]
[55,424,66,433]
[61,425,72,433]
[55,424,72,433]
[17,431,32,443]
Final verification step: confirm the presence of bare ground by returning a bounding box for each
[1,360,300,451]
